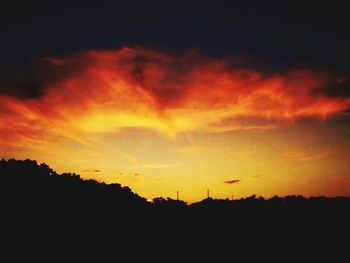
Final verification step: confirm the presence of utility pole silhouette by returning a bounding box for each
[177,190,179,201]
[207,189,210,199]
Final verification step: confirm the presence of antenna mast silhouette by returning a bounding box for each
[207,189,210,199]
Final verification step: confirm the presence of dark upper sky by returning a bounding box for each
[0,0,349,74]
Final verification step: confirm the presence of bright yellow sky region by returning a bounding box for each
[4,120,350,203]
[1,47,350,202]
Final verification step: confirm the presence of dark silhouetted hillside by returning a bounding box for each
[1,158,349,259]
[1,158,350,214]
[0,159,148,212]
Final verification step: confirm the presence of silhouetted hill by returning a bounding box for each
[1,159,349,259]
[0,159,148,211]
[1,158,350,214]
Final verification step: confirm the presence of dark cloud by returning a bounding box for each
[0,57,85,98]
[0,75,42,98]
[82,169,101,173]
[314,76,350,98]
[224,180,241,184]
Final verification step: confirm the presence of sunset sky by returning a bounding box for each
[1,1,349,202]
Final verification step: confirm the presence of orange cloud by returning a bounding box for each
[1,47,350,148]
[281,149,336,162]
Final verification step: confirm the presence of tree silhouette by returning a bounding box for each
[1,158,350,218]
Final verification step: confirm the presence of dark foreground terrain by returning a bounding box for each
[1,159,349,259]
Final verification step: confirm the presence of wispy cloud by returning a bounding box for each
[224,179,241,184]
[117,164,178,169]
[281,149,336,162]
[334,176,350,185]
[82,169,101,173]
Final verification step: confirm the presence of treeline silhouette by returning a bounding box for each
[0,159,148,211]
[1,158,349,258]
[1,158,350,213]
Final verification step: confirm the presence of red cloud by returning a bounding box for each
[1,47,350,147]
